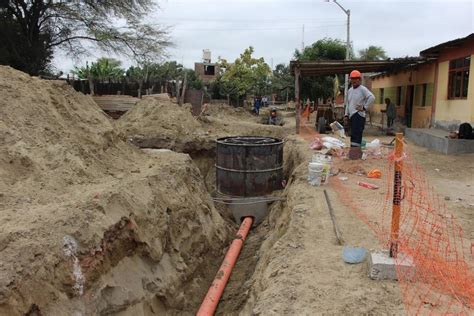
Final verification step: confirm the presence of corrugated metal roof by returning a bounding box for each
[290,58,425,77]
[420,33,474,57]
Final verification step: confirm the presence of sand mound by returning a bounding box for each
[0,66,230,315]
[116,97,213,152]
[205,103,256,121]
[143,93,170,101]
[118,99,293,153]
[118,96,201,135]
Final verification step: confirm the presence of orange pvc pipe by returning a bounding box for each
[197,216,253,316]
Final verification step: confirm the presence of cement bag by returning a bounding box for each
[321,136,345,149]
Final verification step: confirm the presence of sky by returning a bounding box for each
[54,0,474,73]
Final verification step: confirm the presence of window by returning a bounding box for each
[204,65,215,76]
[422,83,427,106]
[380,88,384,104]
[448,56,470,99]
[396,86,402,106]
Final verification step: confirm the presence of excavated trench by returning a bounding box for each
[139,136,304,315]
[0,66,308,315]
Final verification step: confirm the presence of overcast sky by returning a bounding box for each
[55,0,474,73]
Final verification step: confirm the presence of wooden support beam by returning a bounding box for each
[295,66,301,134]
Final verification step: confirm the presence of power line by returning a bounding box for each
[155,16,346,23]
[171,23,346,32]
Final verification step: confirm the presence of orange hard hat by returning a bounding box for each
[350,70,362,78]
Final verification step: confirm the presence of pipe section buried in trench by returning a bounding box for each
[197,216,254,316]
[216,136,283,197]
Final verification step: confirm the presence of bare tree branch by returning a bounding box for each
[1,0,171,75]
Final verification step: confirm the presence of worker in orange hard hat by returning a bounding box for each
[349,70,361,78]
[344,70,375,159]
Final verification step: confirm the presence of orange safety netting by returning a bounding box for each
[296,113,474,314]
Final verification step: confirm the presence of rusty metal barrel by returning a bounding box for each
[216,136,283,197]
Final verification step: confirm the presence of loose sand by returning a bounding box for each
[0,66,231,315]
[1,65,471,315]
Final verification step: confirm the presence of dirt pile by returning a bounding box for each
[116,96,211,152]
[117,99,293,153]
[205,103,256,121]
[0,66,231,315]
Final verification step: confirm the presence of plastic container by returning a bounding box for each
[307,162,324,186]
[312,154,332,184]
[330,121,346,138]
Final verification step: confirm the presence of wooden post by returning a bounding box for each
[138,79,143,99]
[179,72,188,106]
[295,67,301,134]
[175,79,181,101]
[390,132,404,258]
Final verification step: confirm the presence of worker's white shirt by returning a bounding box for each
[345,85,375,118]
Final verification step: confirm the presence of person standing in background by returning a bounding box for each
[385,97,396,129]
[302,97,311,122]
[344,70,375,159]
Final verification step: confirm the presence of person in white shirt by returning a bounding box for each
[344,70,375,159]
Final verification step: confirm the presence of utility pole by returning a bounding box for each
[329,0,351,106]
[301,24,305,52]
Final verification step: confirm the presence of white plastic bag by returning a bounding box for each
[321,136,345,148]
[366,139,381,156]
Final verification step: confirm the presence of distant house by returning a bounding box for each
[194,49,219,83]
[370,33,473,130]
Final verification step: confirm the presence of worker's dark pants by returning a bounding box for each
[350,113,365,147]
[388,116,395,128]
[254,105,260,115]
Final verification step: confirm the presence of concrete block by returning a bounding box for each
[405,128,474,154]
[227,197,269,226]
[368,250,415,280]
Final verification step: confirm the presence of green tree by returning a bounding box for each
[358,45,388,61]
[271,64,294,102]
[126,65,149,99]
[295,38,347,61]
[294,38,347,101]
[216,46,271,105]
[183,69,204,90]
[0,6,53,75]
[91,58,124,81]
[127,62,202,98]
[72,62,95,96]
[0,1,170,75]
[73,58,124,96]
[149,61,184,94]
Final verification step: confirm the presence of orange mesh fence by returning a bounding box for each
[296,114,474,314]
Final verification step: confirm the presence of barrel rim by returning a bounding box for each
[216,136,283,147]
[216,164,283,173]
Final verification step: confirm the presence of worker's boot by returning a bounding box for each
[348,147,362,160]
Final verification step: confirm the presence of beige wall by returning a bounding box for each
[371,63,435,128]
[434,55,474,124]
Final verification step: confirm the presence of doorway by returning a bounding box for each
[405,85,414,128]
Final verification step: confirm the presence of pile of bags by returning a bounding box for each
[310,136,345,150]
